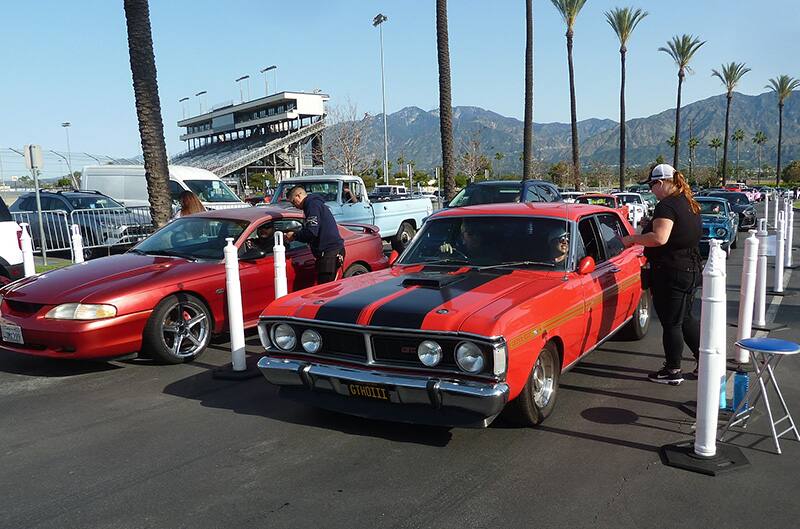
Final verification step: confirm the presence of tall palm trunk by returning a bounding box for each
[776,102,784,186]
[566,29,580,190]
[124,0,171,228]
[436,0,456,200]
[522,0,534,181]
[735,140,740,180]
[721,95,732,186]
[618,45,626,190]
[672,71,683,168]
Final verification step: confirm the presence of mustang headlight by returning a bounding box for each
[45,303,117,320]
[455,341,485,374]
[271,323,296,351]
[715,227,727,238]
[417,340,442,367]
[301,329,322,353]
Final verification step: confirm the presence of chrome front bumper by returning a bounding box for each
[257,356,510,427]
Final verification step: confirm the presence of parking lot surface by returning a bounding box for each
[2,207,799,529]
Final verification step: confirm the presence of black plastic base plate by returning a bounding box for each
[661,441,750,476]
[750,322,789,332]
[212,364,261,380]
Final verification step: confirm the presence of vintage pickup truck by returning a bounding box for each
[270,175,432,251]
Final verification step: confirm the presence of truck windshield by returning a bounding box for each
[184,180,241,203]
[272,181,341,203]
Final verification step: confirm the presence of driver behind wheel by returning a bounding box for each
[439,219,486,259]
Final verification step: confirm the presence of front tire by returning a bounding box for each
[618,288,651,340]
[391,222,416,253]
[505,342,561,426]
[142,293,211,364]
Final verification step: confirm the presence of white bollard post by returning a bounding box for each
[786,206,794,268]
[71,224,84,264]
[19,223,35,277]
[273,231,288,299]
[764,190,770,228]
[774,191,780,230]
[695,239,726,458]
[224,237,246,372]
[754,219,768,327]
[736,230,759,364]
[775,212,785,294]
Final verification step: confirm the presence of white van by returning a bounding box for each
[80,165,248,210]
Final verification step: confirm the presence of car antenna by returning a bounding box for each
[562,186,570,282]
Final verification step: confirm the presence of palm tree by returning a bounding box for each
[753,130,768,183]
[766,75,800,186]
[605,6,648,191]
[731,128,745,181]
[123,0,171,227]
[667,134,677,149]
[436,0,456,200]
[711,62,751,186]
[688,136,700,181]
[522,0,534,181]
[709,136,722,173]
[659,35,705,169]
[550,0,588,190]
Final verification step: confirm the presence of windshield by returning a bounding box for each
[577,196,615,208]
[710,192,749,205]
[133,218,249,260]
[68,196,124,209]
[698,200,726,216]
[615,194,639,205]
[399,216,573,270]
[449,184,522,207]
[272,181,340,203]
[184,179,241,203]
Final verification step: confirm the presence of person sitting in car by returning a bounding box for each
[245,223,276,253]
[549,231,570,269]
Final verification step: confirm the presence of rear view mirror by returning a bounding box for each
[578,256,596,275]
[388,250,400,266]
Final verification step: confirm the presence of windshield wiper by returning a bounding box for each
[418,258,472,266]
[478,260,555,271]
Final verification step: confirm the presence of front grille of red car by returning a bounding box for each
[4,299,44,315]
[371,335,460,369]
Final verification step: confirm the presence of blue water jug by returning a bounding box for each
[733,370,749,411]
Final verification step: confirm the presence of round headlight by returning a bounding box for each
[715,227,727,237]
[417,340,442,367]
[271,323,296,351]
[455,341,485,373]
[301,329,322,353]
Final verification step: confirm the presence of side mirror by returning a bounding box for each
[239,246,266,261]
[388,250,400,266]
[577,256,596,275]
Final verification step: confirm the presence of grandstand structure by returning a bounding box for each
[172,91,328,188]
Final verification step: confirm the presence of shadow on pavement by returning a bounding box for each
[0,351,122,377]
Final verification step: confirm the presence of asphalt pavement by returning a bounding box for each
[2,202,799,529]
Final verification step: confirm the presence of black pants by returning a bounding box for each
[649,264,701,370]
[316,248,345,284]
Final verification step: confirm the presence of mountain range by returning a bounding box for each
[328,90,800,173]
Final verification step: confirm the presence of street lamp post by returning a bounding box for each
[195,90,207,114]
[179,97,190,119]
[260,65,277,97]
[235,75,250,103]
[61,122,77,188]
[373,13,389,185]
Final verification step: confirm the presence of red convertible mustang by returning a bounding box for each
[256,203,650,427]
[0,208,387,363]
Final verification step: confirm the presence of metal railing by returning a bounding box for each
[12,211,72,252]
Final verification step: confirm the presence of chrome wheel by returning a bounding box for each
[160,299,209,359]
[532,351,557,408]
[637,294,650,328]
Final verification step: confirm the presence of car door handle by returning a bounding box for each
[609,266,621,273]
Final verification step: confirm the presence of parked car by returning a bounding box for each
[0,207,388,363]
[446,180,562,209]
[704,191,756,230]
[696,197,739,257]
[560,191,583,203]
[0,197,24,286]
[256,202,650,427]
[270,175,432,252]
[612,192,648,225]
[575,193,629,221]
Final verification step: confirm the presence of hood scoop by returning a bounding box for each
[402,272,466,289]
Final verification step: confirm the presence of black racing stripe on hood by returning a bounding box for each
[368,271,506,329]
[314,275,409,324]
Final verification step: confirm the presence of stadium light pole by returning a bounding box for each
[235,75,250,103]
[179,97,190,119]
[260,65,276,97]
[195,90,207,114]
[373,13,390,185]
[61,122,77,188]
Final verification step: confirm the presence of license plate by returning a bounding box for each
[347,383,390,401]
[1,323,23,345]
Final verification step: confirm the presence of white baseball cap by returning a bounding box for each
[640,163,675,184]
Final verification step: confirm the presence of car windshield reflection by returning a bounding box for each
[133,218,249,260]
[399,216,573,270]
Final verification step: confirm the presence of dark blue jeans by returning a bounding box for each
[649,264,701,371]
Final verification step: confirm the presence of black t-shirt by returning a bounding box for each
[644,194,702,270]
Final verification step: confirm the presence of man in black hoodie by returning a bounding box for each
[284,185,345,283]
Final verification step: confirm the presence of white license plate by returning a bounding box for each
[1,323,23,345]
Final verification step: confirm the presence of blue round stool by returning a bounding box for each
[720,337,800,454]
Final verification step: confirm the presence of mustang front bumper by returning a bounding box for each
[258,356,510,428]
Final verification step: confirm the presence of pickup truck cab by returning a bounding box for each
[270,175,432,251]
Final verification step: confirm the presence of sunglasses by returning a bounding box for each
[647,180,661,189]
[558,235,570,243]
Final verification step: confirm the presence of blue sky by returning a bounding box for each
[1,0,798,165]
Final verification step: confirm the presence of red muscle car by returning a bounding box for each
[0,208,387,363]
[256,203,650,427]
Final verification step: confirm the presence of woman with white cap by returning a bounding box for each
[622,164,702,386]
